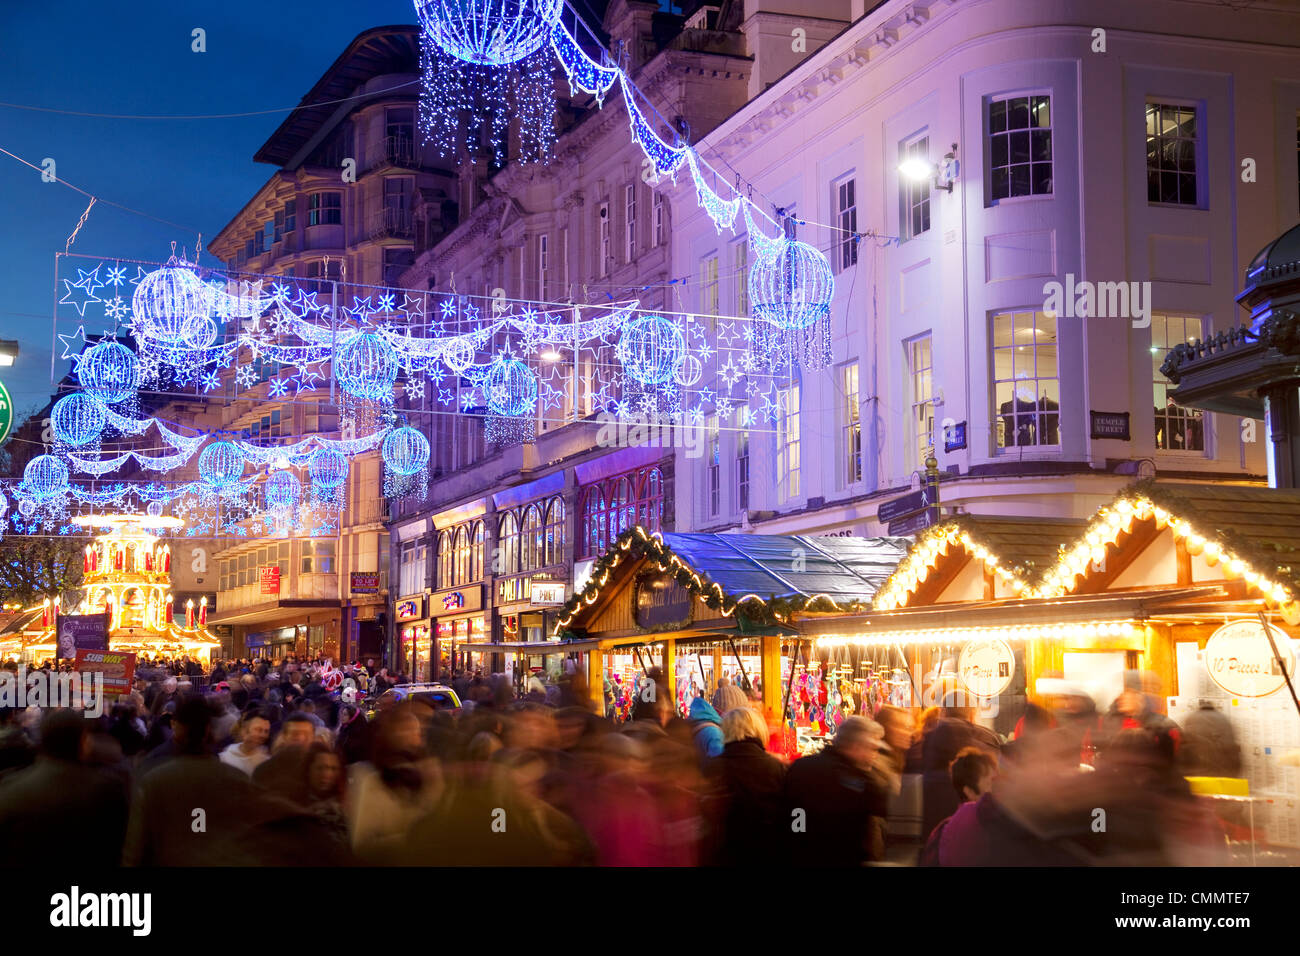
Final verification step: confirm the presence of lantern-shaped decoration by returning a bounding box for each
[131,256,210,345]
[77,341,139,405]
[185,599,195,628]
[264,470,302,511]
[415,0,563,66]
[382,426,431,476]
[198,441,245,491]
[51,393,106,446]
[749,238,835,331]
[483,357,538,417]
[163,546,171,573]
[616,314,686,386]
[335,332,398,402]
[22,455,69,503]
[199,596,208,626]
[309,448,349,490]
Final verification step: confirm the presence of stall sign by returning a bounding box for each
[73,649,136,695]
[57,613,109,659]
[260,565,281,595]
[1204,619,1295,698]
[530,582,567,606]
[633,572,694,631]
[958,638,1015,699]
[395,596,424,622]
[350,571,379,594]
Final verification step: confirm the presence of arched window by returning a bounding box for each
[453,526,470,586]
[469,521,484,581]
[521,504,543,571]
[436,531,453,591]
[640,467,664,532]
[544,496,566,566]
[580,487,607,558]
[498,511,519,574]
[612,476,635,540]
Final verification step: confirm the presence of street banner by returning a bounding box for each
[73,649,136,696]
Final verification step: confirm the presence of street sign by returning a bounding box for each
[877,485,937,524]
[887,507,938,536]
[0,380,12,445]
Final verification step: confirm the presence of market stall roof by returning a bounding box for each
[0,608,42,637]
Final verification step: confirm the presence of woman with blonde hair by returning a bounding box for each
[703,707,786,866]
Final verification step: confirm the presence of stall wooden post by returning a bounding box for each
[662,638,675,706]
[587,647,606,714]
[712,644,723,695]
[761,634,782,722]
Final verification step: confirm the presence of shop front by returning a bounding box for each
[394,594,429,681]
[431,584,485,679]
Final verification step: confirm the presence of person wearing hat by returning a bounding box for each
[783,715,892,866]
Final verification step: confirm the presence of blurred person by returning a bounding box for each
[904,705,942,774]
[0,709,129,867]
[571,732,661,866]
[106,701,147,759]
[1179,701,1242,779]
[704,707,786,867]
[783,716,891,866]
[919,746,999,865]
[302,742,349,848]
[873,705,914,793]
[219,710,271,777]
[921,693,1001,838]
[336,703,372,765]
[688,693,725,761]
[347,704,442,862]
[251,712,317,804]
[712,676,749,715]
[0,705,34,775]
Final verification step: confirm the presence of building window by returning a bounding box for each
[598,201,611,274]
[907,336,933,472]
[308,191,342,226]
[305,259,341,295]
[702,254,719,317]
[1146,103,1198,206]
[840,362,862,486]
[300,539,336,574]
[624,183,637,261]
[1152,313,1206,452]
[835,177,858,272]
[989,94,1052,200]
[537,234,549,300]
[707,414,720,518]
[263,220,274,252]
[776,385,801,501]
[383,247,414,287]
[250,231,263,256]
[469,521,484,580]
[453,526,471,586]
[653,191,666,247]
[435,533,452,591]
[733,241,748,316]
[736,406,750,513]
[284,200,296,234]
[900,134,931,239]
[543,497,565,566]
[497,511,520,574]
[579,466,665,557]
[992,310,1059,448]
[520,504,544,572]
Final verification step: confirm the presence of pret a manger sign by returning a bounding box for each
[1204,619,1296,698]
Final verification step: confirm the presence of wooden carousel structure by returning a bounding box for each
[2,514,220,664]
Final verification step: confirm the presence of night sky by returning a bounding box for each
[0,0,416,419]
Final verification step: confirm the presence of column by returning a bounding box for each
[662,638,675,711]
[587,648,605,714]
[1263,382,1300,489]
[760,634,782,722]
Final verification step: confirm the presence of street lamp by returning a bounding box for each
[899,143,960,193]
[0,340,18,367]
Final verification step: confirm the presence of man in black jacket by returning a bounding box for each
[783,716,890,866]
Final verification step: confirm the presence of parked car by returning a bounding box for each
[362,682,461,719]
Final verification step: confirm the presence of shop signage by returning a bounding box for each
[443,591,465,610]
[260,565,281,595]
[73,649,136,695]
[633,571,694,631]
[1089,410,1131,441]
[887,507,938,537]
[350,571,379,594]
[56,613,109,659]
[432,585,481,615]
[0,380,12,445]
[943,420,967,452]
[1204,619,1296,698]
[958,638,1016,699]
[877,486,937,524]
[395,596,425,622]
[530,581,567,606]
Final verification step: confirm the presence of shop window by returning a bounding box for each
[498,511,520,574]
[470,521,484,581]
[543,497,565,566]
[579,465,665,557]
[521,504,544,572]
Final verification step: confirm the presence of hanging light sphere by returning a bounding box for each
[146,501,165,519]
[414,0,563,66]
[131,257,210,345]
[183,315,219,349]
[382,426,431,476]
[442,337,476,374]
[309,448,349,489]
[17,499,35,517]
[484,357,537,417]
[265,470,302,510]
[50,393,106,446]
[198,441,245,491]
[617,314,686,385]
[336,332,398,401]
[749,239,835,331]
[23,455,69,503]
[77,341,139,405]
[673,353,703,388]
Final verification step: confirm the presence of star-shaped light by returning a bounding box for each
[57,325,88,361]
[440,388,455,407]
[59,268,105,317]
[346,296,373,324]
[105,265,127,286]
[268,376,289,398]
[716,322,739,348]
[295,366,323,393]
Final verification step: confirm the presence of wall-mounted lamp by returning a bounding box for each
[899,143,959,193]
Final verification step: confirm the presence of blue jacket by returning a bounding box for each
[689,697,725,759]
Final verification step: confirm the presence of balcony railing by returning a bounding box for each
[367,206,414,241]
[366,135,417,172]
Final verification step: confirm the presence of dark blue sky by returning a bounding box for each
[0,0,415,418]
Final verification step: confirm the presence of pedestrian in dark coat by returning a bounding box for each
[921,698,1001,838]
[704,706,785,866]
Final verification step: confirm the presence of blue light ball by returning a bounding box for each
[415,0,563,66]
[749,239,835,331]
[198,441,244,491]
[51,393,106,446]
[617,314,685,386]
[23,455,69,503]
[336,332,398,401]
[309,448,348,489]
[77,341,138,405]
[484,357,537,417]
[132,258,210,345]
[382,427,430,476]
[265,471,302,510]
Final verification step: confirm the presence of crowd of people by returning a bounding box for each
[0,654,1245,866]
